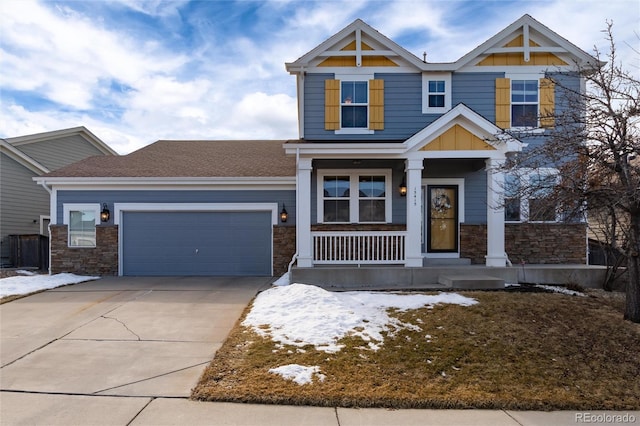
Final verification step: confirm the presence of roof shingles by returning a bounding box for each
[44,140,295,178]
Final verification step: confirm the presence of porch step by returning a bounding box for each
[438,274,505,290]
[423,258,471,266]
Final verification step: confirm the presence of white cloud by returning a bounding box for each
[1,0,637,155]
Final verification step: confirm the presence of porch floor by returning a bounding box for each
[290,264,613,291]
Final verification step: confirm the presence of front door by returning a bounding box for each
[426,185,459,253]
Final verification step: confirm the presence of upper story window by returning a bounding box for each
[496,75,555,130]
[63,203,100,247]
[341,81,368,128]
[318,169,392,223]
[422,73,452,113]
[511,80,538,128]
[325,74,383,135]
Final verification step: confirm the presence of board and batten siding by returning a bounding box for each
[56,190,297,225]
[0,154,50,263]
[15,135,106,171]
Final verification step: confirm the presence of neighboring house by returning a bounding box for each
[1,127,117,267]
[36,15,598,277]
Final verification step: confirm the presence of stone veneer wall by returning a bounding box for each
[50,225,118,275]
[460,223,587,265]
[273,225,296,275]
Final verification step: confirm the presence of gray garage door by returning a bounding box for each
[122,211,271,276]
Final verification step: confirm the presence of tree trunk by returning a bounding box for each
[624,213,640,323]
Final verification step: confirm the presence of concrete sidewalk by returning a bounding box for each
[1,392,638,425]
[1,277,638,425]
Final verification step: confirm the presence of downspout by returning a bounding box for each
[39,180,53,275]
[287,147,300,275]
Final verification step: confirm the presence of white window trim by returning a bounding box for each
[63,203,100,248]
[504,168,560,223]
[505,72,546,132]
[334,73,375,135]
[317,169,392,224]
[422,72,452,113]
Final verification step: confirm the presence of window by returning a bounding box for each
[63,204,99,247]
[528,174,557,221]
[504,170,558,222]
[422,73,451,113]
[504,174,521,221]
[428,80,445,108]
[318,170,391,223]
[341,81,368,128]
[511,80,538,128]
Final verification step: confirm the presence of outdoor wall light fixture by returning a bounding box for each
[399,177,408,197]
[100,203,111,222]
[280,204,288,223]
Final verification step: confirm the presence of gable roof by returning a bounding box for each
[286,18,429,73]
[286,14,600,74]
[0,138,50,175]
[5,126,118,156]
[40,140,296,179]
[455,14,602,70]
[405,103,522,154]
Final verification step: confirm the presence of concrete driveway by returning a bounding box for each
[1,276,270,417]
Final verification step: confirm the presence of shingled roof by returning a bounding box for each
[43,140,296,178]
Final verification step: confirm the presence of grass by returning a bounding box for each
[192,289,640,410]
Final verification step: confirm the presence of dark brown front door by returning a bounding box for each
[427,185,458,253]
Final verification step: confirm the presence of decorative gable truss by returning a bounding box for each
[455,14,600,131]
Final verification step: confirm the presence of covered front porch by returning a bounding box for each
[287,105,523,272]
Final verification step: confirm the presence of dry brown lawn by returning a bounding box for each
[192,288,640,410]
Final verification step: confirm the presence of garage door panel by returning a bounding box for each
[122,211,271,276]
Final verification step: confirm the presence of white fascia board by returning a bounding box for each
[285,143,406,157]
[417,150,507,160]
[7,126,118,156]
[34,176,295,185]
[2,140,50,174]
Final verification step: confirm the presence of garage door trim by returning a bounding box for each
[114,203,278,276]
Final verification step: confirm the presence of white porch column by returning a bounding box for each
[405,159,424,267]
[485,157,507,267]
[296,158,314,267]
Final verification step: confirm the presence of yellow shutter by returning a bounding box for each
[539,78,555,128]
[369,79,384,130]
[495,78,511,129]
[324,79,340,130]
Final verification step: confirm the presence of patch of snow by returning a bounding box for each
[16,270,37,276]
[268,364,325,385]
[242,283,478,353]
[535,284,585,297]
[0,273,100,298]
[271,272,290,287]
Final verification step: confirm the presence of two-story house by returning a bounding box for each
[35,15,599,283]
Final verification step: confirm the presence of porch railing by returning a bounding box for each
[312,231,406,265]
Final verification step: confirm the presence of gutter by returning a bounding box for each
[39,180,53,275]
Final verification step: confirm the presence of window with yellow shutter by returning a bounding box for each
[325,75,383,134]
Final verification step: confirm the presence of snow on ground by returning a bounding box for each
[242,283,478,353]
[268,364,326,385]
[505,283,586,296]
[0,273,100,298]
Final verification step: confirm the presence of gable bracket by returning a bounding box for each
[356,28,362,67]
[523,24,530,62]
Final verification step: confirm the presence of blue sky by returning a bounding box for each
[1,0,638,154]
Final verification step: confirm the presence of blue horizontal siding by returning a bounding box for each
[452,72,504,123]
[56,190,296,225]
